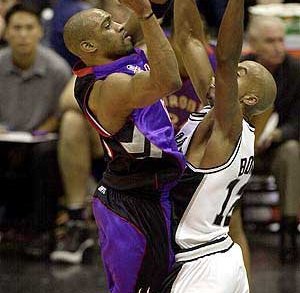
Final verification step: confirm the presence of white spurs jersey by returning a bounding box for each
[172,107,255,260]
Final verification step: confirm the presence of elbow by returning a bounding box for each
[159,76,182,96]
[170,77,183,92]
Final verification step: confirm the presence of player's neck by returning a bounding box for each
[83,55,115,67]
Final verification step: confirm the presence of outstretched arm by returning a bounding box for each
[214,0,244,137]
[174,0,213,105]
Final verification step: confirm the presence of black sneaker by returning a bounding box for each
[50,220,94,264]
[24,231,54,259]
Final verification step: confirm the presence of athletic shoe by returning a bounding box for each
[50,220,95,264]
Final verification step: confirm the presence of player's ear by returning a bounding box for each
[80,40,97,53]
[240,94,258,106]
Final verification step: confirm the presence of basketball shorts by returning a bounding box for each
[92,182,174,293]
[161,243,249,293]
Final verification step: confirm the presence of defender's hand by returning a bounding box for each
[119,0,152,18]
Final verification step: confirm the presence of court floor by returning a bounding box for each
[0,231,299,293]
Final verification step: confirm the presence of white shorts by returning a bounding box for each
[169,244,249,293]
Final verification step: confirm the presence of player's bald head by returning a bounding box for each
[239,61,277,116]
[63,8,109,56]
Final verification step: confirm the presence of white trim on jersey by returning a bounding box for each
[175,235,233,262]
[176,105,212,155]
[186,134,242,174]
[185,119,255,174]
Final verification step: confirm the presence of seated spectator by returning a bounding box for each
[242,16,300,263]
[0,3,71,257]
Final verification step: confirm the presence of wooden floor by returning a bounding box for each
[0,231,299,293]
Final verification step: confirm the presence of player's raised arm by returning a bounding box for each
[214,0,244,136]
[118,0,181,105]
[174,0,213,104]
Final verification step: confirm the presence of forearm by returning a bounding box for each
[140,14,181,92]
[216,0,244,65]
[174,0,206,45]
[36,115,60,133]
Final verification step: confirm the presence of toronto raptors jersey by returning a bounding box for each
[73,48,185,192]
[172,108,255,259]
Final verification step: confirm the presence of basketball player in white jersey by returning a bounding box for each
[161,0,277,292]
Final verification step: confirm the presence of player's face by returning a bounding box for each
[94,12,134,58]
[5,11,43,56]
[252,24,285,67]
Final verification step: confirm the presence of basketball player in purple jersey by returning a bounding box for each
[63,0,185,292]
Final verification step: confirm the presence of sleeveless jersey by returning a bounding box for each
[171,108,255,259]
[73,48,185,192]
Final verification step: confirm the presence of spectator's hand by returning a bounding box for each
[119,0,152,18]
[256,128,282,153]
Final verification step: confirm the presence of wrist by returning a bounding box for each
[139,10,154,21]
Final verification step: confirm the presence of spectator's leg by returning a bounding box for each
[50,110,102,264]
[58,110,93,215]
[271,140,300,262]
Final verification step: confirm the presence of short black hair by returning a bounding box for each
[5,3,41,25]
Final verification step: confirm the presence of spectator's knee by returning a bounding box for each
[60,110,87,143]
[280,140,299,159]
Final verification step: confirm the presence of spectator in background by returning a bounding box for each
[243,16,300,263]
[0,0,18,48]
[0,3,71,257]
[50,0,93,67]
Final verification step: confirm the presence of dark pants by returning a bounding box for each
[0,141,62,233]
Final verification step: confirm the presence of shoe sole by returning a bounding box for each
[50,239,95,264]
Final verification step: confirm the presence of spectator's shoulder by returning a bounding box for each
[0,47,10,61]
[285,54,300,68]
[38,46,71,74]
[0,48,11,75]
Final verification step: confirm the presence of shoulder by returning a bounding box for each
[284,54,300,69]
[0,48,11,76]
[0,47,10,60]
[37,46,71,73]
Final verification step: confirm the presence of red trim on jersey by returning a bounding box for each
[73,66,94,77]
